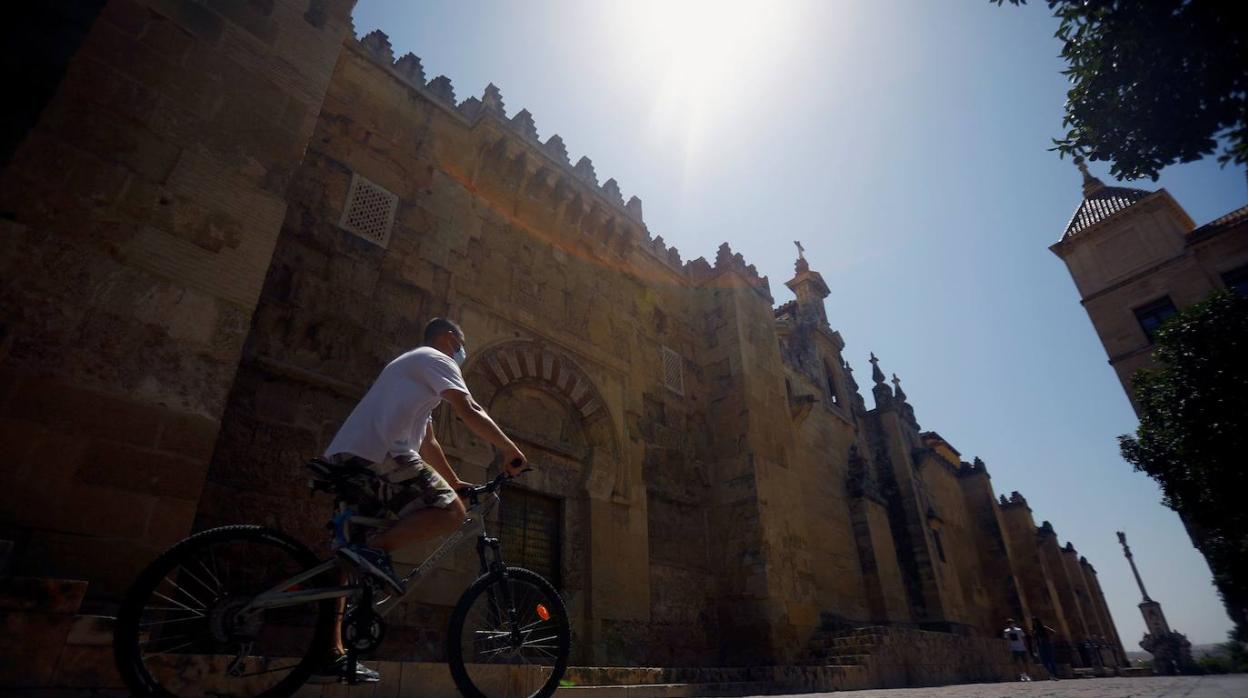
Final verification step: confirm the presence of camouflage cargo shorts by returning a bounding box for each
[328,452,458,518]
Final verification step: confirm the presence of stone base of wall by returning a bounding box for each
[1,576,1073,697]
[803,625,1019,689]
[853,627,1017,687]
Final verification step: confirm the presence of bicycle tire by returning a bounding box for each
[447,567,571,698]
[113,525,336,698]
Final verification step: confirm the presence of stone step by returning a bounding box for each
[0,576,89,614]
[561,667,760,686]
[804,653,869,666]
[557,681,776,698]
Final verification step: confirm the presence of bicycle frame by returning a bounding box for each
[244,489,503,618]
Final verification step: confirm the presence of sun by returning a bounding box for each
[605,1,801,164]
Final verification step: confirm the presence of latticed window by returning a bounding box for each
[338,173,398,248]
[500,487,562,589]
[661,346,684,396]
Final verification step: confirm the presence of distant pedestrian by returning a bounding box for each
[1003,618,1031,681]
[1032,616,1059,680]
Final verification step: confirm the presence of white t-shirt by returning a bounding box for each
[325,346,469,463]
[1003,626,1027,652]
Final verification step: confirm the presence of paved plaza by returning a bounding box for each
[753,675,1248,698]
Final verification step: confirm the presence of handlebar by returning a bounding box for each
[456,457,529,500]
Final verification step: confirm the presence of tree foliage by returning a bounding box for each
[1119,292,1248,641]
[995,1,1248,181]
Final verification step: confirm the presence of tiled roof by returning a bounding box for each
[1188,203,1248,242]
[1061,184,1153,240]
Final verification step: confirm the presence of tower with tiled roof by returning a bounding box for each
[1050,160,1248,399]
[1047,160,1246,399]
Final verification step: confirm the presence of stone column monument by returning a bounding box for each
[1117,531,1194,674]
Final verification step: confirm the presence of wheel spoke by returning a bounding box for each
[456,571,569,694]
[119,531,334,697]
[140,615,205,628]
[142,638,196,659]
[158,577,209,610]
[179,560,221,600]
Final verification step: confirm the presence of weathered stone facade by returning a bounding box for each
[1,4,1126,683]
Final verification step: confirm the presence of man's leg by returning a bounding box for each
[369,503,465,551]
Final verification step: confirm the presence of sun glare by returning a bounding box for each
[606,1,801,167]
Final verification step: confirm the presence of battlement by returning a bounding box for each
[998,490,1030,510]
[351,29,771,300]
[682,242,772,300]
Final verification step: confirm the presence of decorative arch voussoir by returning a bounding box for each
[465,341,610,426]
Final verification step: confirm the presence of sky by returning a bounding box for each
[351,0,1247,645]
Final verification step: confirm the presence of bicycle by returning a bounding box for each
[113,456,571,697]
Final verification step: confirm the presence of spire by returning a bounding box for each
[843,358,858,390]
[891,373,907,401]
[870,352,885,385]
[1075,156,1106,197]
[869,352,894,410]
[794,240,809,272]
[784,242,829,326]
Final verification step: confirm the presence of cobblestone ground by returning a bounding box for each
[752,675,1248,697]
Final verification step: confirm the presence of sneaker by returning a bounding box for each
[338,544,405,595]
[307,654,382,684]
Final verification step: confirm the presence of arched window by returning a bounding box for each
[824,360,841,406]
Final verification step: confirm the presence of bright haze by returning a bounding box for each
[352,0,1246,645]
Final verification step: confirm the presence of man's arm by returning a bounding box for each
[419,420,469,490]
[441,389,527,475]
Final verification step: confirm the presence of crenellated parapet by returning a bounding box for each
[684,242,771,299]
[999,490,1030,510]
[648,235,683,267]
[348,28,654,233]
[345,28,786,298]
[957,455,991,479]
[1037,520,1057,538]
[359,29,394,63]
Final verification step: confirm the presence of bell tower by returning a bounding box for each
[785,241,830,327]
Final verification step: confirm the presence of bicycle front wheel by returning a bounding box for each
[113,525,336,697]
[447,567,571,698]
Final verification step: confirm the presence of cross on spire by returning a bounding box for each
[1075,156,1105,197]
[891,372,907,401]
[870,352,885,385]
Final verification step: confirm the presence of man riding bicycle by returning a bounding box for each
[313,317,527,682]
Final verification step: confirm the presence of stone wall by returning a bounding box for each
[0,0,354,599]
[957,466,1031,633]
[197,34,752,666]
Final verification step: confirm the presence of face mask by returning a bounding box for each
[452,344,467,367]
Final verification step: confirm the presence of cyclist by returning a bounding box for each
[312,317,527,682]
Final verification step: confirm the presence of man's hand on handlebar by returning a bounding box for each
[502,443,528,478]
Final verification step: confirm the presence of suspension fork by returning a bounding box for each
[476,534,520,641]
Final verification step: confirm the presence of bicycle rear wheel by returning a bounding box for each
[114,525,336,697]
[447,567,571,698]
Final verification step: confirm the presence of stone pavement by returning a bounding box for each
[747,675,1248,698]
